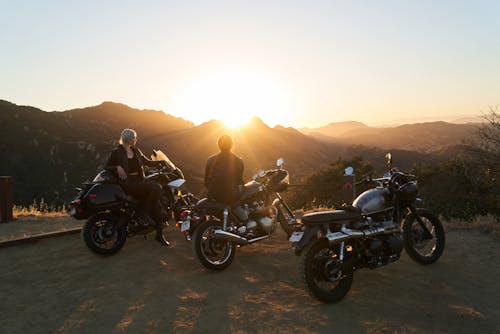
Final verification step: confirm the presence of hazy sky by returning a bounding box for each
[1,0,499,127]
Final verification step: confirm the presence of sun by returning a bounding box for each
[172,69,290,128]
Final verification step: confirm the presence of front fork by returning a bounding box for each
[407,206,433,239]
[272,193,299,237]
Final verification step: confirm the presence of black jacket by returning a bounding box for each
[105,145,158,180]
[205,151,244,204]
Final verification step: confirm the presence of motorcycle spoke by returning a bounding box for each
[200,226,232,265]
[410,217,438,256]
[91,221,119,250]
[312,247,344,290]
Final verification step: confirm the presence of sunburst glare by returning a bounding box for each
[172,69,290,128]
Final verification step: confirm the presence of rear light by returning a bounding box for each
[89,194,97,199]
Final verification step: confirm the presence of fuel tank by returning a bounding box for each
[352,187,392,215]
[240,180,262,201]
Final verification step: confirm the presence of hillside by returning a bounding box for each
[303,121,480,152]
[300,121,369,138]
[0,100,476,205]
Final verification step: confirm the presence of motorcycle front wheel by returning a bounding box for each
[403,208,445,264]
[300,238,353,303]
[192,218,236,271]
[82,213,127,255]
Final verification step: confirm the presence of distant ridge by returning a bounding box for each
[300,120,479,152]
[300,121,369,138]
[0,99,481,205]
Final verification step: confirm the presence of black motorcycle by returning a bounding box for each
[178,158,299,270]
[67,150,196,255]
[292,153,445,302]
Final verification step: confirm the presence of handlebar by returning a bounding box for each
[356,171,415,188]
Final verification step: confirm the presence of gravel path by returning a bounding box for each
[0,222,499,334]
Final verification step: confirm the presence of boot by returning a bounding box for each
[155,226,171,247]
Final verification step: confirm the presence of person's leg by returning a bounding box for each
[123,182,157,226]
[143,182,162,222]
[144,182,171,246]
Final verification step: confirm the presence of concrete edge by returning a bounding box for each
[0,228,82,248]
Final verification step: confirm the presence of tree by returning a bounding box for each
[287,156,374,210]
[478,106,500,175]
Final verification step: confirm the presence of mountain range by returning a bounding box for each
[300,120,479,152]
[0,99,481,205]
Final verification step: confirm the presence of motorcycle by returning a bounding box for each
[180,158,299,270]
[67,150,197,255]
[291,153,445,303]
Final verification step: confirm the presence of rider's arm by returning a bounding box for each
[204,156,215,188]
[105,149,120,172]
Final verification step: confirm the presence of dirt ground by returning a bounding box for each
[0,217,83,242]
[0,218,499,334]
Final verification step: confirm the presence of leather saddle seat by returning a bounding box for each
[301,207,361,225]
[194,198,231,211]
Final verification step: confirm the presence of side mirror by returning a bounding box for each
[344,166,354,176]
[276,158,284,168]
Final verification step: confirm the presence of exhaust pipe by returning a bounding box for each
[326,225,401,244]
[214,230,248,245]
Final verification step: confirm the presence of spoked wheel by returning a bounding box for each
[403,209,445,264]
[82,213,127,255]
[300,238,353,303]
[192,218,235,270]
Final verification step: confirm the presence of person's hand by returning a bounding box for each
[117,166,127,180]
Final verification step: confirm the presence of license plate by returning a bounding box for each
[289,231,304,242]
[69,207,76,217]
[180,220,190,232]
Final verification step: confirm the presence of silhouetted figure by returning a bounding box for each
[204,134,244,204]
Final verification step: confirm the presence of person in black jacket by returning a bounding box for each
[204,134,244,204]
[106,128,168,245]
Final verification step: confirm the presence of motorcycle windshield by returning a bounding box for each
[151,150,176,170]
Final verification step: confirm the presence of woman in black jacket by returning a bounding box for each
[106,128,168,245]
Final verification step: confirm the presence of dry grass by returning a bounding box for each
[444,214,500,238]
[13,199,67,218]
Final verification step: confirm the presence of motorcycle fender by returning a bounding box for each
[294,225,321,256]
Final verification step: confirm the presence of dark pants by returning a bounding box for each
[123,181,162,221]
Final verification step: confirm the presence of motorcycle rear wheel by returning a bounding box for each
[192,218,236,271]
[403,209,445,264]
[83,213,127,255]
[300,238,353,303]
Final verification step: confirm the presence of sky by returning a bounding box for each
[1,0,499,128]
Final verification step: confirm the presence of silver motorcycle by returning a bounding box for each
[291,153,445,303]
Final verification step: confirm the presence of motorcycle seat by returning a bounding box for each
[301,209,361,225]
[194,198,230,210]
